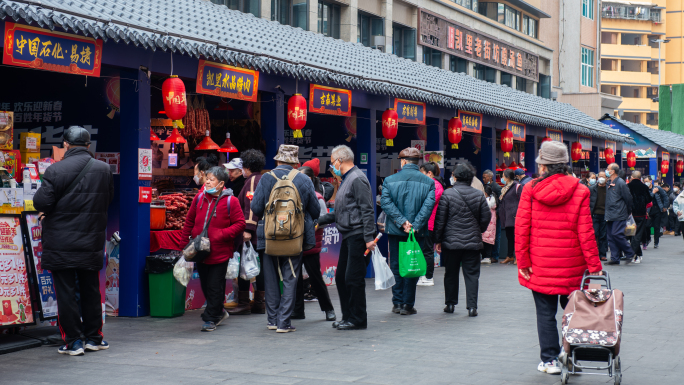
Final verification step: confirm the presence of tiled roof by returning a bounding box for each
[601,115,684,155]
[0,0,634,143]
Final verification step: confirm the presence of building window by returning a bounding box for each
[516,76,526,91]
[582,0,594,20]
[318,1,340,38]
[211,0,260,16]
[501,72,512,87]
[423,47,442,68]
[392,24,416,60]
[358,12,384,49]
[651,9,661,23]
[451,0,478,12]
[601,3,651,21]
[581,47,594,87]
[271,0,308,29]
[647,113,659,125]
[478,3,521,31]
[522,15,537,38]
[474,64,495,82]
[537,74,550,99]
[450,56,468,74]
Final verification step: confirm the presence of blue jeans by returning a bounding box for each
[389,234,420,308]
[491,224,501,261]
[607,220,634,262]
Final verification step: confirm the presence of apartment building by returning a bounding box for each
[208,0,555,97]
[540,0,622,119]
[600,0,665,128]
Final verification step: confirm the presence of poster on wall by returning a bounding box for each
[320,224,341,286]
[95,152,120,175]
[0,215,34,327]
[22,212,57,320]
[0,111,13,150]
[423,151,445,168]
[138,148,152,180]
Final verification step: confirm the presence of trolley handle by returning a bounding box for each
[581,270,611,290]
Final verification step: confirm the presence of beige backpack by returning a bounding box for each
[263,169,305,256]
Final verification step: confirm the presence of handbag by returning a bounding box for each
[398,229,427,278]
[183,194,220,263]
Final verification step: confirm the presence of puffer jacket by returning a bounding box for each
[499,181,522,228]
[515,174,603,295]
[482,197,497,244]
[180,189,246,264]
[381,164,435,236]
[33,147,114,271]
[673,191,684,221]
[433,181,491,250]
[427,178,444,231]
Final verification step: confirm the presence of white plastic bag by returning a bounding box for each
[240,242,261,280]
[226,252,240,280]
[372,248,395,290]
[173,256,194,287]
[624,214,636,237]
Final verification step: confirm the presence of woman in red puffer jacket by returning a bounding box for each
[515,141,602,375]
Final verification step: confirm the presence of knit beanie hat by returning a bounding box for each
[536,141,569,165]
[302,158,320,176]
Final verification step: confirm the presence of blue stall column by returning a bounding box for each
[481,126,495,177]
[524,135,537,176]
[426,117,441,152]
[665,159,674,187]
[356,108,377,278]
[261,91,285,168]
[649,158,658,179]
[118,68,151,317]
[590,146,599,174]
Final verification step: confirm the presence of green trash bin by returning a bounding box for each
[147,255,186,318]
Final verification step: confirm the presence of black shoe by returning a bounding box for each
[392,304,401,314]
[468,308,478,317]
[325,310,336,321]
[654,244,659,249]
[607,260,620,265]
[337,321,367,330]
[400,305,417,315]
[291,313,305,320]
[444,305,455,313]
[332,321,341,328]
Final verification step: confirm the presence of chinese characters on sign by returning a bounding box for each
[22,212,57,319]
[309,84,352,116]
[458,111,482,134]
[0,101,63,124]
[0,216,34,327]
[662,151,669,163]
[95,152,120,175]
[546,129,563,142]
[419,11,539,81]
[138,148,152,181]
[507,121,526,141]
[3,22,102,77]
[196,60,259,102]
[605,140,617,153]
[579,135,592,151]
[394,99,426,125]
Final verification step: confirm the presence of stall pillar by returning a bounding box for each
[481,126,495,176]
[649,158,658,179]
[356,108,377,278]
[118,68,151,317]
[616,150,622,172]
[261,90,285,169]
[524,135,537,176]
[665,160,674,187]
[590,146,599,174]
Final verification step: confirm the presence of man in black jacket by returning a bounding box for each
[604,163,634,265]
[627,171,651,263]
[34,126,114,356]
[318,145,376,330]
[589,171,608,261]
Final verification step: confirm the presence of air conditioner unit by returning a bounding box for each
[373,35,385,47]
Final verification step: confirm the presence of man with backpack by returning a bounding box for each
[251,145,321,333]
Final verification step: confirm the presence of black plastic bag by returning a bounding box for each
[145,254,180,274]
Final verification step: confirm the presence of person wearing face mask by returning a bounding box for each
[381,147,436,316]
[193,154,220,189]
[627,171,651,264]
[499,168,522,265]
[589,171,608,261]
[181,167,246,332]
[604,163,635,265]
[587,173,597,186]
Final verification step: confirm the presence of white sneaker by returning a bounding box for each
[537,360,561,374]
[416,276,428,286]
[481,258,492,264]
[423,278,434,286]
[633,256,642,264]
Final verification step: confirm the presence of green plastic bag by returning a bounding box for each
[399,229,427,278]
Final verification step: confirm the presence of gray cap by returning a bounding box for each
[536,141,569,165]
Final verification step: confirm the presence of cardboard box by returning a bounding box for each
[20,132,41,151]
[21,151,41,166]
[0,111,13,150]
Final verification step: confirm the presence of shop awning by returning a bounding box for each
[600,115,684,155]
[0,0,634,144]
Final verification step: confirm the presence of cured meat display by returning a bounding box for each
[157,191,197,230]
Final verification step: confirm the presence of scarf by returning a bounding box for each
[500,180,513,201]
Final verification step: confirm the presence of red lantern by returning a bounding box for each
[162,75,187,128]
[164,128,186,144]
[677,160,684,176]
[541,137,553,144]
[661,160,670,175]
[218,132,238,153]
[287,94,307,138]
[194,130,220,151]
[571,142,582,163]
[382,108,398,147]
[626,151,637,170]
[604,148,615,164]
[448,117,462,149]
[501,129,513,158]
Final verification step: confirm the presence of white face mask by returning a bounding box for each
[450,176,456,186]
[598,177,606,185]
[193,175,201,185]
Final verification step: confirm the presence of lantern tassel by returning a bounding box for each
[631,167,635,171]
[504,152,510,158]
[451,143,458,149]
[293,130,303,138]
[173,119,185,129]
[386,139,393,147]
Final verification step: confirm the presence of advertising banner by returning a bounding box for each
[22,212,57,319]
[0,215,34,327]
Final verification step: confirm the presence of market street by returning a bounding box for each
[1,236,682,385]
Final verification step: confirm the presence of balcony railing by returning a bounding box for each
[602,6,660,22]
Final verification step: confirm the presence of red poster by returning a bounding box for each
[0,215,34,327]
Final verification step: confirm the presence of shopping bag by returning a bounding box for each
[225,252,240,280]
[624,214,636,237]
[372,248,395,290]
[240,242,261,280]
[398,229,426,278]
[173,256,195,287]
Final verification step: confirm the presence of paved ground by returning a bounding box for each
[2,235,684,384]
